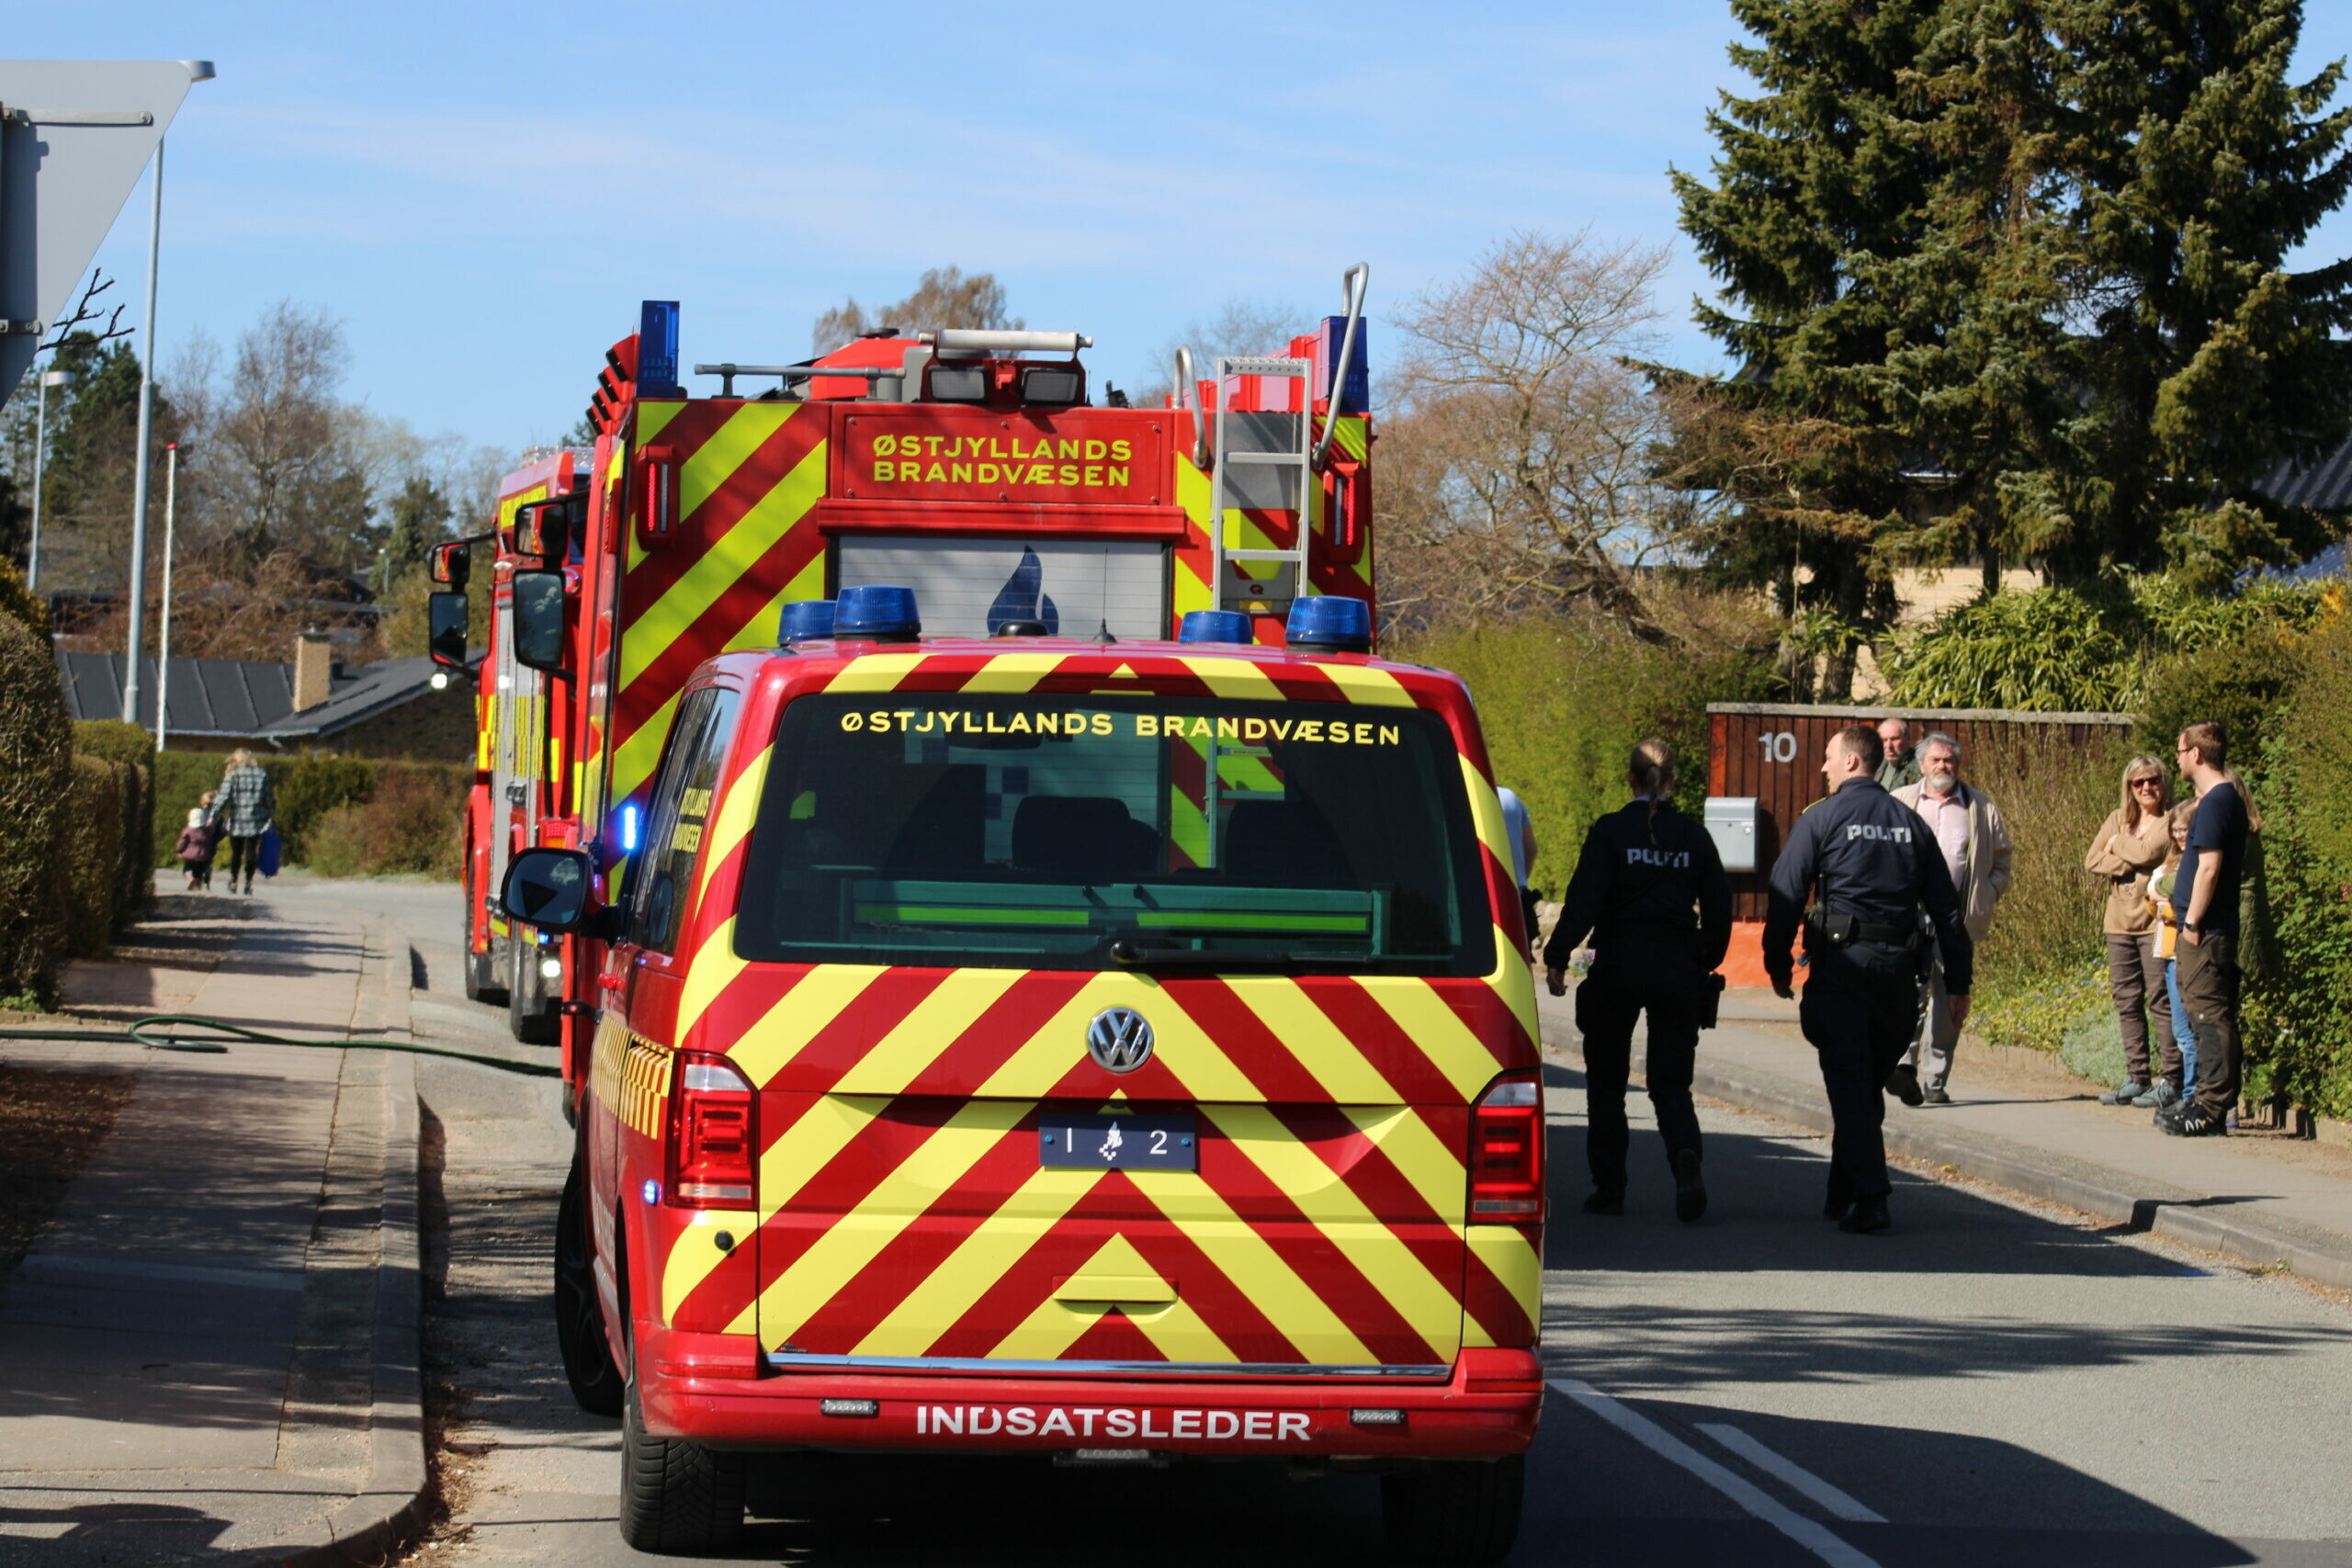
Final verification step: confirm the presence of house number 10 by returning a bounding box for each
[1758,731,1798,763]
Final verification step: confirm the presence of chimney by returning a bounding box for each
[293,631,334,712]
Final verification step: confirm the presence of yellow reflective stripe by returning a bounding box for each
[974,976,1257,1102]
[636,400,684,445]
[617,431,824,692]
[957,653,1067,694]
[679,917,748,1043]
[1221,976,1399,1104]
[729,552,828,659]
[609,689,682,815]
[1125,1167,1373,1363]
[1317,664,1416,706]
[986,1294,1112,1363]
[849,1164,1100,1356]
[825,652,930,693]
[1204,1104,1463,1348]
[830,967,1028,1095]
[1330,415,1368,464]
[728,964,884,1088]
[1343,1105,1465,1222]
[1463,1225,1542,1348]
[681,404,795,519]
[1177,655,1284,702]
[1169,778,1209,867]
[1355,977,1505,1102]
[662,1209,754,1324]
[754,1100,1027,1346]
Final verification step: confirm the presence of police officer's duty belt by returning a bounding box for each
[1809,911,1925,950]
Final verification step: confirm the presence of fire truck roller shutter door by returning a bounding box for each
[835,537,1166,641]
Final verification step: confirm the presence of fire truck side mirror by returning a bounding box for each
[512,570,569,674]
[427,592,470,669]
[514,497,573,562]
[429,541,470,591]
[500,847,593,934]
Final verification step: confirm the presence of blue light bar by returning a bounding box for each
[835,584,921,639]
[778,599,837,646]
[639,301,682,398]
[1178,609,1253,645]
[1285,595,1373,652]
[618,802,641,852]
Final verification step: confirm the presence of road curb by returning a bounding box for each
[1539,1018,2352,1293]
[278,1049,430,1566]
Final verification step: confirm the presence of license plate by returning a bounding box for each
[1039,1113,1197,1172]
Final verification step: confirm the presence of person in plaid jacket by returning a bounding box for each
[205,750,277,895]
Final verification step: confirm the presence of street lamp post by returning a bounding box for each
[28,367,66,595]
[154,441,183,754]
[120,61,212,732]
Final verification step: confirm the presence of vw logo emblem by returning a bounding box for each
[1087,1007,1155,1073]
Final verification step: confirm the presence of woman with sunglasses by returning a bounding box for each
[2085,757,2179,1105]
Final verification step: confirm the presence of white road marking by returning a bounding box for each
[1551,1380,1884,1568]
[1697,1422,1886,1522]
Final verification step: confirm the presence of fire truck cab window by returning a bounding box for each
[627,687,741,955]
[733,695,1492,976]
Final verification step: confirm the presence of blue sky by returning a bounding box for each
[21,2,2352,460]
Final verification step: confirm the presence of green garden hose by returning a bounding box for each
[0,1013,562,1077]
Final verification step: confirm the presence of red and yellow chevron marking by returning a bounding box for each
[606,400,830,833]
[1170,413,1375,641]
[593,1016,674,1141]
[639,645,1536,1361]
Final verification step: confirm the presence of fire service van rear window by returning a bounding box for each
[732,695,1493,976]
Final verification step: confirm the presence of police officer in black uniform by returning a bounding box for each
[1764,724,1973,1234]
[1544,739,1732,1223]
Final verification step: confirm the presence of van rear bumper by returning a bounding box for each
[637,1329,1542,1458]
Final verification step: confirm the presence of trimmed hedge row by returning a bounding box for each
[0,615,72,1005]
[62,757,125,959]
[73,721,155,929]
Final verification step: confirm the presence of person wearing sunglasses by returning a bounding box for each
[2085,757,2179,1107]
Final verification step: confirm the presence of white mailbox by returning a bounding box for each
[1704,796,1760,873]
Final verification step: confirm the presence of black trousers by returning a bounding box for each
[1799,943,1919,1202]
[225,834,263,886]
[1575,948,1704,1194]
[2175,932,2243,1113]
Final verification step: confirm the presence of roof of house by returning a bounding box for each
[2256,440,2352,513]
[55,650,460,741]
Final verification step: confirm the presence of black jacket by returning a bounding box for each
[1544,800,1733,973]
[1762,777,1973,993]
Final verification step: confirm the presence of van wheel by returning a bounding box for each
[553,1159,622,1417]
[619,1378,745,1554]
[509,936,560,1045]
[1380,1455,1524,1564]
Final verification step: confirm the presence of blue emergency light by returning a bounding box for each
[639,301,683,398]
[834,584,922,640]
[1178,609,1254,645]
[1285,595,1373,652]
[777,599,837,645]
[618,802,641,853]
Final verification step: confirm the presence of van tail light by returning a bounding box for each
[1469,1070,1544,1223]
[667,1053,755,1207]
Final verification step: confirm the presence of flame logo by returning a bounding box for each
[987,546,1059,635]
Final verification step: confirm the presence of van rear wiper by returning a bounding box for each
[1108,938,1305,969]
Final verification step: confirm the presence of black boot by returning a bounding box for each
[1671,1148,1707,1224]
[1839,1196,1892,1235]
[1582,1190,1624,1216]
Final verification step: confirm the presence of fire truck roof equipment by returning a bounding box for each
[1286,595,1373,652]
[776,600,838,646]
[1177,609,1254,645]
[833,584,921,640]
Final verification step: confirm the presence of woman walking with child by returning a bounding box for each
[205,750,277,897]
[2086,757,2179,1107]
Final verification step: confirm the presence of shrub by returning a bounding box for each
[263,756,378,863]
[2132,627,2307,764]
[0,615,71,1004]
[0,559,51,638]
[301,802,370,878]
[61,756,124,959]
[73,720,155,926]
[1391,615,1773,897]
[298,763,468,879]
[1965,725,2133,1005]
[1971,959,2108,1055]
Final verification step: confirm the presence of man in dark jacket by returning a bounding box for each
[1764,726,1973,1234]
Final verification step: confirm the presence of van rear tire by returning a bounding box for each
[618,1379,745,1555]
[1380,1455,1524,1564]
[553,1159,622,1417]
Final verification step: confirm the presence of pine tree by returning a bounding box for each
[2060,0,2352,586]
[1668,0,1943,697]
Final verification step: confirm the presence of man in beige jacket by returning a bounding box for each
[1889,733,2013,1104]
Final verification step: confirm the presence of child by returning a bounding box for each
[2145,798,2199,1108]
[176,807,215,890]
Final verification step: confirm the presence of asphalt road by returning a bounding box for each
[306,878,2352,1568]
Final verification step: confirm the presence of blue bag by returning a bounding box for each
[257,823,283,878]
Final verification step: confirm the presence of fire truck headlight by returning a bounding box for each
[540,955,563,981]
[928,364,987,402]
[429,670,450,691]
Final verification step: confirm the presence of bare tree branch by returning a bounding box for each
[39,271,130,351]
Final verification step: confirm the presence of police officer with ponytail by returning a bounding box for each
[1763,725,1973,1234]
[1544,739,1732,1223]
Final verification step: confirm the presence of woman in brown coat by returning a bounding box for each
[2085,756,2177,1104]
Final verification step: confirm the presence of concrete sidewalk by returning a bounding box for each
[1537,984,2352,1291]
[0,885,425,1565]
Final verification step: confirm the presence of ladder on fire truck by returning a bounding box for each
[1202,265,1368,615]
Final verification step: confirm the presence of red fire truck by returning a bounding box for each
[430,282,1377,1070]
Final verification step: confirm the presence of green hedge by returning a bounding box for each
[61,757,124,959]
[153,752,470,880]
[73,721,154,928]
[0,616,70,1005]
[1390,616,1773,897]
